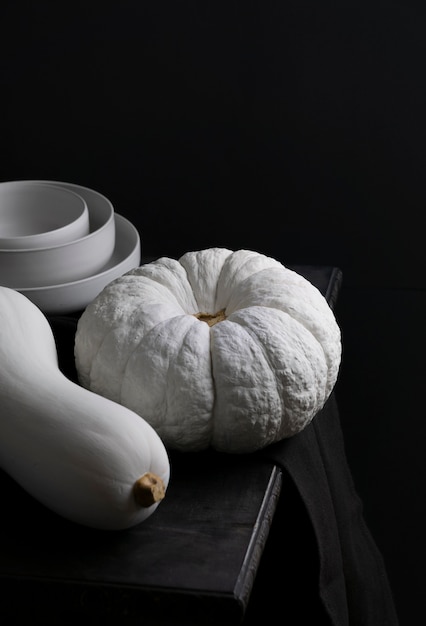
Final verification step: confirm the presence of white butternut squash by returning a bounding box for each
[0,286,170,530]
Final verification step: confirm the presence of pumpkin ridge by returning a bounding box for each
[130,273,187,310]
[253,298,332,397]
[86,322,122,392]
[136,262,197,312]
[223,266,339,389]
[223,312,287,429]
[166,317,214,448]
[273,306,339,394]
[118,314,189,411]
[179,248,232,314]
[119,313,214,450]
[215,249,284,312]
[222,306,329,438]
[85,318,139,396]
[210,319,283,451]
[214,252,234,311]
[84,276,189,398]
[267,310,329,411]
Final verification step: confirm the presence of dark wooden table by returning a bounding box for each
[0,265,342,626]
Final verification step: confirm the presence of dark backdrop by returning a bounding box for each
[2,2,425,623]
[2,1,425,289]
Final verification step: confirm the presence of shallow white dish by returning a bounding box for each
[17,213,141,315]
[0,181,89,249]
[0,181,115,289]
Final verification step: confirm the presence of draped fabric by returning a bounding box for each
[261,385,399,625]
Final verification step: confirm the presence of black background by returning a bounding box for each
[1,2,425,623]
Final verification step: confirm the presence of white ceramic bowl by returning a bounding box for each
[18,213,141,315]
[0,181,115,289]
[0,181,89,249]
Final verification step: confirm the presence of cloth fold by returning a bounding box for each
[262,394,399,625]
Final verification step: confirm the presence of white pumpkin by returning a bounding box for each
[75,248,341,453]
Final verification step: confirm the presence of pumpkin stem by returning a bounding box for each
[133,472,166,507]
[194,308,227,327]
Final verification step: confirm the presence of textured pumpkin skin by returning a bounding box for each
[75,248,341,453]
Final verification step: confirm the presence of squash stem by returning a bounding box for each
[194,308,227,327]
[133,472,166,507]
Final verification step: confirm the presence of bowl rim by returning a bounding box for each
[0,182,89,247]
[17,213,140,293]
[0,180,114,253]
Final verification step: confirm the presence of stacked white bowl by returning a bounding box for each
[0,180,141,315]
